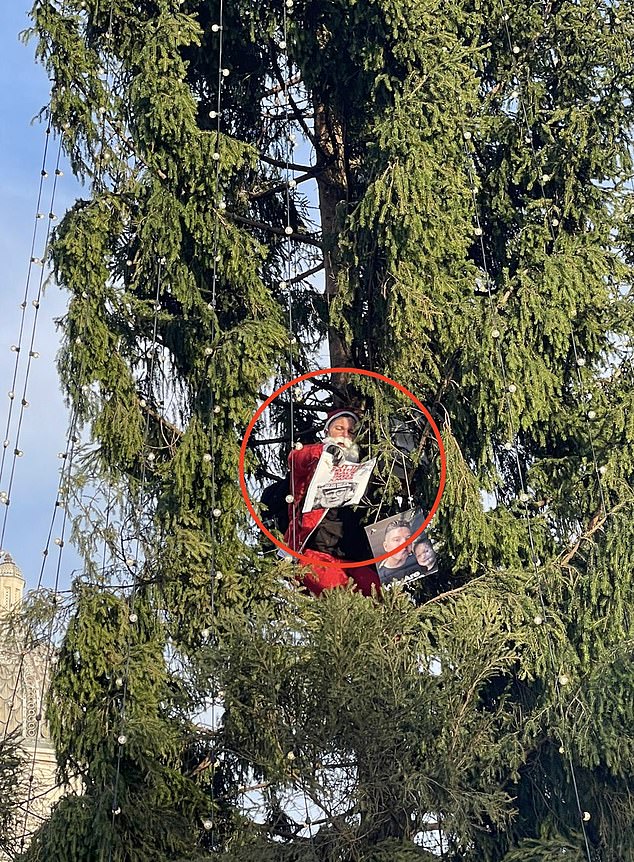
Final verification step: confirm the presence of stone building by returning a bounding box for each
[0,551,57,858]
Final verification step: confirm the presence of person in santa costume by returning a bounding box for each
[283,408,381,597]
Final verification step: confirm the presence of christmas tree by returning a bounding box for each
[14,0,634,859]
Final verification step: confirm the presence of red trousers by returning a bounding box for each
[300,549,381,597]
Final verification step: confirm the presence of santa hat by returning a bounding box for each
[324,408,359,432]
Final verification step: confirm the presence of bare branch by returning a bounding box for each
[249,161,333,202]
[264,72,302,97]
[421,577,486,606]
[270,55,324,157]
[228,212,323,248]
[139,401,184,446]
[558,505,622,568]
[288,263,325,285]
[258,153,315,172]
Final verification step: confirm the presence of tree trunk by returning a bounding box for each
[313,96,351,375]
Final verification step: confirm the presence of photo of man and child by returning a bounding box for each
[365,509,438,586]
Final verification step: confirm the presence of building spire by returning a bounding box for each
[0,550,25,613]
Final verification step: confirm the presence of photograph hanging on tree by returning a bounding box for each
[365,508,438,586]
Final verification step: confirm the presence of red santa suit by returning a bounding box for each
[283,442,380,597]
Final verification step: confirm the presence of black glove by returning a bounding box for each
[324,443,345,464]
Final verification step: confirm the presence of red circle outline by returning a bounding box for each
[239,368,446,569]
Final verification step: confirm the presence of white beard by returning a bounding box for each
[324,435,360,463]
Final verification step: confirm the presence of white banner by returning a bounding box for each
[302,451,376,513]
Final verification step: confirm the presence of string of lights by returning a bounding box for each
[280,2,302,558]
[0,121,55,489]
[198,0,225,845]
[497,8,602,853]
[0,138,64,548]
[0,87,90,848]
[463,132,595,859]
[456,3,626,852]
[0,1,136,852]
[108,259,164,849]
[16,399,82,853]
[0,109,61,765]
[498,1,608,518]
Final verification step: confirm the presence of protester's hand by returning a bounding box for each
[324,442,345,464]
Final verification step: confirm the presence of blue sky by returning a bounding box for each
[0,4,82,590]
